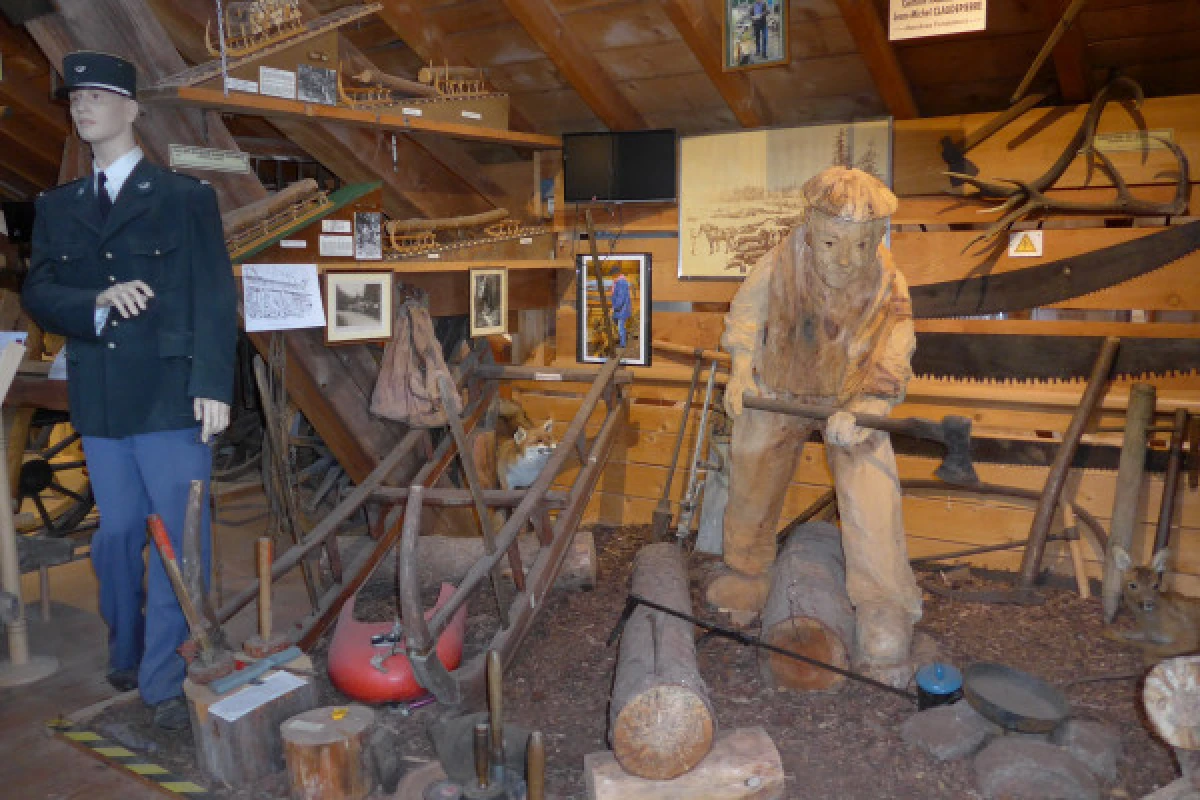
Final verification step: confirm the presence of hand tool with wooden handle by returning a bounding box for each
[148,514,216,658]
[244,536,291,658]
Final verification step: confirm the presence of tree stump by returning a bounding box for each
[1145,655,1200,751]
[610,542,715,780]
[760,521,855,691]
[281,705,376,800]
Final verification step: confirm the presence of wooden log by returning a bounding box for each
[1144,655,1200,750]
[351,69,440,98]
[585,727,785,800]
[282,705,376,800]
[760,521,856,692]
[610,542,715,780]
[1104,382,1156,622]
[184,656,320,786]
[386,207,510,233]
[222,178,319,236]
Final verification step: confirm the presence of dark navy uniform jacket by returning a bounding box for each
[22,159,237,439]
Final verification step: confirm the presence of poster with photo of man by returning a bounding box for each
[724,0,788,70]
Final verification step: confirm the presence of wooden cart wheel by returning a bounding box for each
[17,411,94,538]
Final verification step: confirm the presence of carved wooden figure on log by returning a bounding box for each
[712,166,923,687]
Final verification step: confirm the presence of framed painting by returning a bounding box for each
[470,267,508,336]
[325,270,393,345]
[723,0,789,71]
[576,253,651,367]
[677,119,892,279]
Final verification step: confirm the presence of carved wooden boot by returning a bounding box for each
[705,566,770,621]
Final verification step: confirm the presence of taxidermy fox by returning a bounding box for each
[1106,546,1200,663]
[432,398,559,537]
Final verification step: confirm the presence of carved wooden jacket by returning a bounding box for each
[721,226,915,413]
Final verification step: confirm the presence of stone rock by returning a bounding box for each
[1051,718,1123,784]
[974,738,1100,800]
[901,700,998,762]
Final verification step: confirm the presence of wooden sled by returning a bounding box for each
[327,583,467,704]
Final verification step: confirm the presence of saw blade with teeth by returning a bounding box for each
[913,333,1200,382]
[910,220,1200,319]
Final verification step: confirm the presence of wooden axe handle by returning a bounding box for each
[257,537,273,643]
[147,515,214,655]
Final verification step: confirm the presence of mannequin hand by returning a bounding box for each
[825,410,870,448]
[724,356,756,418]
[194,398,230,443]
[96,280,154,319]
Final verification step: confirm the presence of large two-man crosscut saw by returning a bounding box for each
[908,220,1200,382]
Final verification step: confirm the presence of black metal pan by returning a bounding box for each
[963,662,1071,733]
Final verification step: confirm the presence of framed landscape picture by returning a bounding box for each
[325,270,393,345]
[576,253,651,367]
[723,0,789,71]
[470,267,508,336]
[677,119,892,279]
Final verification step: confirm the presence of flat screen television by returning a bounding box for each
[562,129,677,204]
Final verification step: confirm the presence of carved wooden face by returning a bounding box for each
[69,89,138,147]
[804,210,887,289]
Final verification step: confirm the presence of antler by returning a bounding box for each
[946,77,1190,252]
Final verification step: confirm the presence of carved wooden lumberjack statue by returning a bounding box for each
[711,166,922,680]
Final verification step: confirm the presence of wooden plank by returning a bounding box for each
[893,93,1200,196]
[145,85,562,149]
[1080,2,1200,41]
[660,0,772,128]
[833,0,917,119]
[499,0,647,131]
[235,260,570,275]
[0,17,69,139]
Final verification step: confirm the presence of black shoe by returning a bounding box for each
[153,697,189,731]
[106,669,138,692]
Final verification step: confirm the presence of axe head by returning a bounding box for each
[934,415,980,487]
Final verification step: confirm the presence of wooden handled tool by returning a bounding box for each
[148,514,215,658]
[245,536,290,658]
[487,649,505,781]
[527,731,546,800]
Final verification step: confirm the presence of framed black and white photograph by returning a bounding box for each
[325,270,393,345]
[297,63,338,105]
[576,253,651,366]
[469,267,507,337]
[354,211,383,261]
[723,0,788,71]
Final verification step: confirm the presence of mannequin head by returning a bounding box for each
[801,166,897,290]
[58,51,139,168]
[69,89,138,159]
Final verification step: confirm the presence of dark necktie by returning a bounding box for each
[97,172,112,221]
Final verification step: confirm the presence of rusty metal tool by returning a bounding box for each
[651,352,704,541]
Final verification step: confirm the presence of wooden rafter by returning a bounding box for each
[0,115,65,167]
[834,0,918,120]
[0,127,57,187]
[661,0,770,128]
[1046,0,1091,104]
[374,0,539,133]
[499,0,646,130]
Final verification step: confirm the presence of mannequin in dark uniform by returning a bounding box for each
[22,52,236,730]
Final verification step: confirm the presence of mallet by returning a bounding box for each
[244,536,290,658]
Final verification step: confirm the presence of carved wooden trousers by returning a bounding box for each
[722,404,923,622]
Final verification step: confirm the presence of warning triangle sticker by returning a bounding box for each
[1013,233,1038,254]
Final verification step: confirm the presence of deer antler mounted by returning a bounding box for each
[947,77,1191,252]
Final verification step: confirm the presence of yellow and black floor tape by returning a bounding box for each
[47,717,209,796]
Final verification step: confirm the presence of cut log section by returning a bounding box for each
[1144,655,1200,750]
[760,521,855,691]
[610,542,715,780]
[222,178,319,236]
[385,208,510,234]
[282,705,376,800]
[585,727,785,800]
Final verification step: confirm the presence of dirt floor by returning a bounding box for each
[83,523,1180,799]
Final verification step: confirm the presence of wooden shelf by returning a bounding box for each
[142,86,562,149]
[234,259,572,276]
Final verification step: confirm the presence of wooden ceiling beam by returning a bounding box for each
[661,0,771,128]
[1046,0,1091,103]
[0,115,66,167]
[834,0,918,120]
[499,0,646,130]
[374,0,539,133]
[0,130,56,187]
[0,163,41,199]
[0,18,69,138]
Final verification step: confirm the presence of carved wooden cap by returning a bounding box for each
[803,166,898,222]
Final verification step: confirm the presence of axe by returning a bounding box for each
[743,394,979,488]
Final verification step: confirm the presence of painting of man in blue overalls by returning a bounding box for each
[725,0,788,70]
[577,253,651,367]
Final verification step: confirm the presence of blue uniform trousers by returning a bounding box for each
[83,428,212,705]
